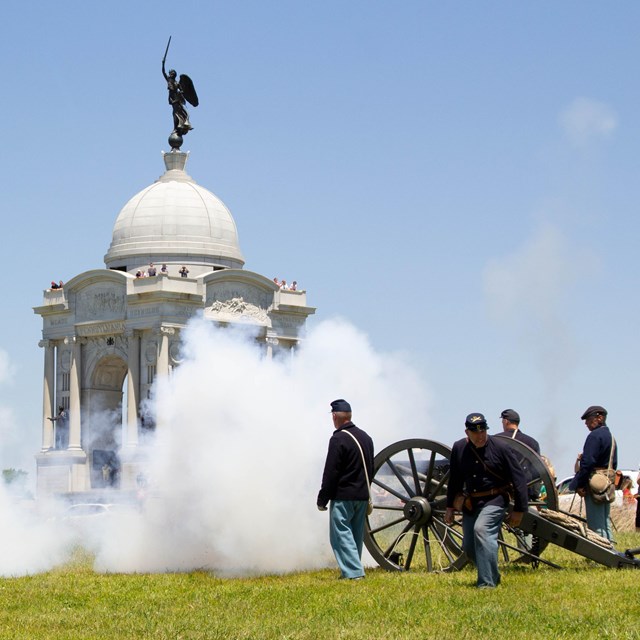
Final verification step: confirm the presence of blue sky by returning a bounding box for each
[1,2,639,480]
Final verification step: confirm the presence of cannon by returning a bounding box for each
[364,438,640,571]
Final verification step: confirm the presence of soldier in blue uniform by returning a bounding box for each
[445,413,528,588]
[495,409,541,551]
[317,399,374,580]
[496,409,540,454]
[569,405,617,540]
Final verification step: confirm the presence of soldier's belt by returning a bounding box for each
[468,485,510,498]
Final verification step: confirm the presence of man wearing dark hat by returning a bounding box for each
[317,399,374,580]
[445,413,528,588]
[569,405,617,540]
[495,409,541,551]
[496,409,540,454]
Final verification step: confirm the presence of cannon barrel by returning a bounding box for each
[518,509,640,569]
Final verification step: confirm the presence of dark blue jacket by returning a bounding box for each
[317,423,374,508]
[446,435,529,513]
[495,429,540,454]
[569,425,617,491]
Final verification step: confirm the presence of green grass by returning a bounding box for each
[1,535,639,640]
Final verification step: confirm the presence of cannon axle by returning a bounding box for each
[403,496,432,526]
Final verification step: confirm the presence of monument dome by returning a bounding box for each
[104,151,244,274]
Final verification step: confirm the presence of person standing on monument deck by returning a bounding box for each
[445,413,528,588]
[317,399,374,580]
[569,405,617,540]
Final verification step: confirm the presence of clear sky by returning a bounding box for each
[1,2,639,482]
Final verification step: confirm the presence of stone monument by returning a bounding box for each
[34,49,315,497]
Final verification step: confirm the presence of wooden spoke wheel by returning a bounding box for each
[364,437,558,572]
[364,439,466,572]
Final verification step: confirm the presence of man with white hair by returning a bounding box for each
[496,409,540,454]
[317,399,374,580]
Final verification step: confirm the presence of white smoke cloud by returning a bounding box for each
[559,97,617,147]
[57,316,432,576]
[483,222,582,384]
[484,222,578,326]
[0,484,75,577]
[483,222,588,469]
[0,348,74,576]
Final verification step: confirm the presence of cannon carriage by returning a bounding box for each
[364,438,640,572]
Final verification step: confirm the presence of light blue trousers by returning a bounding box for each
[462,504,505,588]
[329,500,367,578]
[585,492,613,540]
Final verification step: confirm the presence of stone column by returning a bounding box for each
[265,335,279,360]
[125,330,140,447]
[65,335,83,451]
[39,340,55,451]
[152,326,175,438]
[157,326,175,377]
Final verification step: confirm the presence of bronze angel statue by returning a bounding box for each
[162,37,199,149]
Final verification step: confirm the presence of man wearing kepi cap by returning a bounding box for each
[496,409,540,454]
[445,413,528,588]
[495,409,541,552]
[317,399,374,580]
[569,405,617,540]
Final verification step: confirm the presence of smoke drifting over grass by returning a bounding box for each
[0,483,74,576]
[0,317,432,577]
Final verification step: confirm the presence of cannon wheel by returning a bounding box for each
[364,439,466,572]
[364,437,558,572]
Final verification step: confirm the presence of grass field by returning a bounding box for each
[1,529,639,640]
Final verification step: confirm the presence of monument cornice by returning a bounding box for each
[33,303,68,315]
[271,305,317,317]
[62,269,130,291]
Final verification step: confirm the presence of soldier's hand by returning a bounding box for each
[317,505,327,512]
[444,507,455,525]
[507,511,524,527]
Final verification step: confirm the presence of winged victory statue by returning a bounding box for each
[162,37,199,150]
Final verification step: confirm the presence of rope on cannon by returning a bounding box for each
[538,508,614,549]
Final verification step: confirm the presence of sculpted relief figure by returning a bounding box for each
[77,288,125,321]
[162,36,199,150]
[209,297,268,324]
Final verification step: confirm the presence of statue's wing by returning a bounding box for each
[179,74,199,107]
